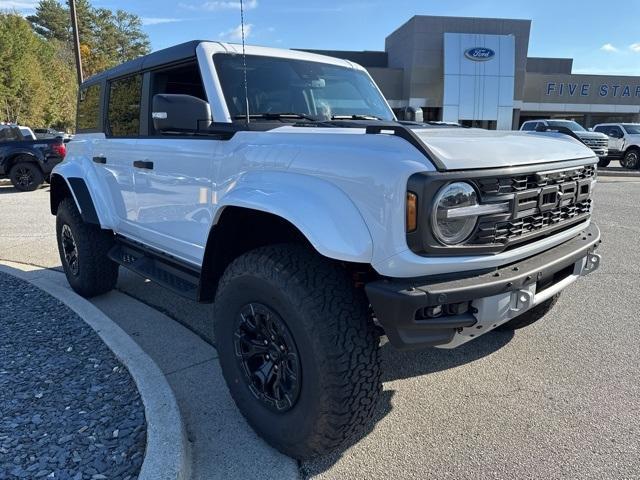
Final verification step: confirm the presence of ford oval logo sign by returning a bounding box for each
[464,47,496,61]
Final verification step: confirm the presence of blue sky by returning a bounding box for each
[5,0,640,75]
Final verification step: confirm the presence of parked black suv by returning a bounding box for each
[0,125,67,191]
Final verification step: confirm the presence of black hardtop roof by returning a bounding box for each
[81,40,207,87]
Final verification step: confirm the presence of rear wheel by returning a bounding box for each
[496,294,560,331]
[622,149,639,169]
[213,244,381,459]
[56,198,119,297]
[9,162,43,191]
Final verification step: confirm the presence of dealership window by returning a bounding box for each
[77,83,101,131]
[107,75,142,137]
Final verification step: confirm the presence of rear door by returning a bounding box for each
[131,62,218,266]
[100,74,144,235]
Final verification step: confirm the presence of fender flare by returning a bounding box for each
[4,150,41,170]
[216,171,374,263]
[50,173,101,225]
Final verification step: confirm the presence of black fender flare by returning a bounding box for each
[50,175,100,225]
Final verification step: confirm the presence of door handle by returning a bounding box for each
[133,160,154,170]
[92,156,107,164]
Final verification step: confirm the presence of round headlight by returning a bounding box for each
[431,182,478,245]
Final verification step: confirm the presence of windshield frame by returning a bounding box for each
[212,52,395,123]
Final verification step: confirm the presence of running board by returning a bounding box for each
[108,238,201,301]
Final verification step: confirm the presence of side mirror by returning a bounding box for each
[152,94,212,133]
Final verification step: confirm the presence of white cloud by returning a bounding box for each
[219,23,253,42]
[180,0,257,11]
[600,43,619,53]
[142,17,183,26]
[630,43,640,53]
[0,0,39,11]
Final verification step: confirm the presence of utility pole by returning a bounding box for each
[69,0,83,85]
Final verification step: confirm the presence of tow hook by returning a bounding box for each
[582,252,601,275]
[508,289,534,319]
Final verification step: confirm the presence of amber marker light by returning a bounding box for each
[406,192,418,232]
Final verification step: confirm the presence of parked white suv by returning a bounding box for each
[520,119,610,166]
[593,123,640,169]
[50,41,602,459]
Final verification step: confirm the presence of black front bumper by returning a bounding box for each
[365,223,601,350]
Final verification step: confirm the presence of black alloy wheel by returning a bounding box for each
[60,224,80,276]
[233,302,301,412]
[14,166,34,189]
[623,150,639,169]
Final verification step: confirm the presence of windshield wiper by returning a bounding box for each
[330,114,384,121]
[233,113,317,121]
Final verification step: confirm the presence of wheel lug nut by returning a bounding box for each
[265,354,269,359]
[280,345,285,351]
[264,340,268,345]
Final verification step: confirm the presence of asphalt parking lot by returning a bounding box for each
[1,175,639,479]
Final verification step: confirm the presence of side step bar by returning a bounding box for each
[108,237,201,301]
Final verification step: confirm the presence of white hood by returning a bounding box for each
[413,128,596,170]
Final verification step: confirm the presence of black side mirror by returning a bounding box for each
[152,94,212,133]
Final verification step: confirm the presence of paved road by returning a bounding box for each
[1,176,639,479]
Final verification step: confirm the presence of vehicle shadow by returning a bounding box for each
[303,330,514,476]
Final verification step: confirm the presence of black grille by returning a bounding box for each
[472,200,592,245]
[475,164,596,196]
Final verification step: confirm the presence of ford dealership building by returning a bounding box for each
[303,15,640,130]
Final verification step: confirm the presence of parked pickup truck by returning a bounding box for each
[50,41,602,459]
[520,119,610,166]
[593,123,640,169]
[0,125,67,191]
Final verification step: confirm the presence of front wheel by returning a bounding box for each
[213,245,381,459]
[10,162,43,191]
[56,198,119,297]
[496,294,560,331]
[597,158,611,168]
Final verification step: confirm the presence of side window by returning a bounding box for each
[0,126,21,141]
[593,125,608,135]
[107,75,142,137]
[149,62,206,134]
[77,83,101,131]
[611,126,624,138]
[521,122,535,131]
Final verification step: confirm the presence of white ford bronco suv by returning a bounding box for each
[50,41,602,459]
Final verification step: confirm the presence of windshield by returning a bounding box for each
[546,120,586,132]
[623,124,640,135]
[213,54,394,122]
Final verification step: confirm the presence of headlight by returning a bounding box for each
[431,182,478,245]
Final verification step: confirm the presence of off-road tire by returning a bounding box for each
[55,198,118,297]
[10,161,43,191]
[597,158,610,168]
[496,294,560,331]
[213,244,381,459]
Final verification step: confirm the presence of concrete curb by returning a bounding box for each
[0,261,190,480]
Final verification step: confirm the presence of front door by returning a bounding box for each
[131,138,217,266]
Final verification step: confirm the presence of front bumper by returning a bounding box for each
[365,224,601,350]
